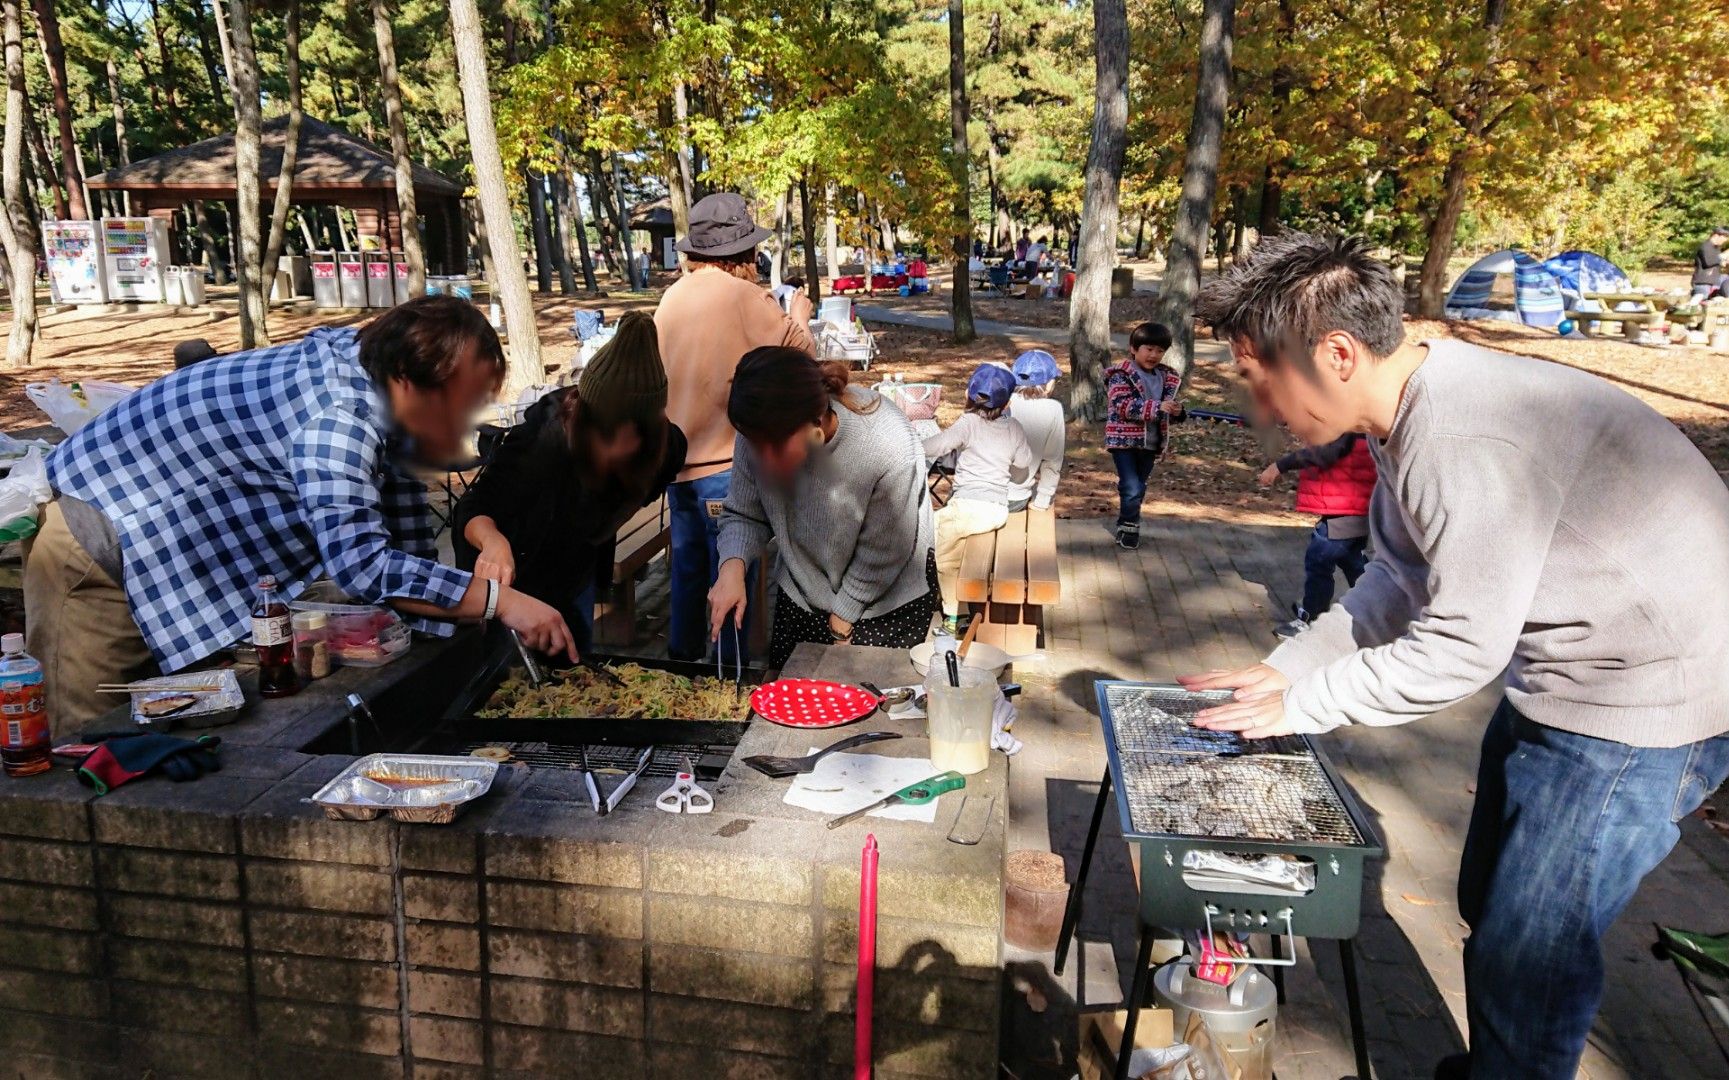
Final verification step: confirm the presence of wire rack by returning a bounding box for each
[452,740,733,781]
[1101,684,1366,847]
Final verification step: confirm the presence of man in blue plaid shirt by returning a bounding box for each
[25,296,577,730]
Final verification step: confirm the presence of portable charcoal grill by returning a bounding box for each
[1053,682,1383,1080]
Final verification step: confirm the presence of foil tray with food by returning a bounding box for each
[310,753,498,824]
[131,669,246,730]
[478,662,752,721]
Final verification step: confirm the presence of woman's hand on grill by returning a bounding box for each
[708,559,750,644]
[1190,690,1294,740]
[1179,663,1290,697]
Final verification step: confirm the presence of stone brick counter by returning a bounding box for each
[0,639,1005,1079]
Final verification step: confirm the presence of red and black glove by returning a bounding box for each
[75,733,222,795]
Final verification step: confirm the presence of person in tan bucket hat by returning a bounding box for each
[655,192,815,663]
[453,312,687,658]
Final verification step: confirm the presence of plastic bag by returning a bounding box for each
[25,378,135,435]
[0,447,51,541]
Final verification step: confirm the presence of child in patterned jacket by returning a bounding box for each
[1104,322,1187,549]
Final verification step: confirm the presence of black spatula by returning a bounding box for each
[742,731,904,779]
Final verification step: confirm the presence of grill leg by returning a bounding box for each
[1113,923,1158,1080]
[1054,768,1112,977]
[1269,935,1286,1003]
[1339,938,1372,1079]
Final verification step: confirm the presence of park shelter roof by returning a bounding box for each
[85,116,463,200]
[629,196,675,230]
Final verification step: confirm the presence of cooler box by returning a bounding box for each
[337,252,366,308]
[311,253,339,308]
[425,275,447,296]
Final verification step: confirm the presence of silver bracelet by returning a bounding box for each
[483,578,500,621]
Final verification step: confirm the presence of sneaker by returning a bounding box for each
[1275,607,1312,638]
[1115,525,1140,550]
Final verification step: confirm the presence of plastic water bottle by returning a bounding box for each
[0,634,50,777]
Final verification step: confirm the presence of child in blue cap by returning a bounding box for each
[1006,350,1066,513]
[922,364,1035,635]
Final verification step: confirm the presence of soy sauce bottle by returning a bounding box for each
[252,576,300,698]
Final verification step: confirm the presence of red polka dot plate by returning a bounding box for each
[749,679,882,728]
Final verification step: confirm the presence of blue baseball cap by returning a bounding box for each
[966,364,1018,410]
[1012,349,1061,386]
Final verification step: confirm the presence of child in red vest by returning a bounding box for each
[1259,433,1378,636]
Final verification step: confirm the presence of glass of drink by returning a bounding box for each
[923,661,996,775]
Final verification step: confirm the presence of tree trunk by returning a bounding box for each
[550,172,576,294]
[1156,0,1234,378]
[611,153,638,289]
[450,0,542,391]
[1067,0,1128,420]
[144,0,181,132]
[228,0,266,349]
[194,0,227,108]
[947,0,974,344]
[373,0,426,297]
[31,0,85,219]
[23,108,64,220]
[1257,161,1281,236]
[771,186,791,285]
[260,0,302,336]
[192,200,227,284]
[105,57,129,212]
[1416,153,1468,318]
[525,168,553,292]
[823,181,839,281]
[586,156,623,279]
[210,0,234,81]
[1,0,37,365]
[670,80,694,239]
[562,157,596,291]
[798,173,820,304]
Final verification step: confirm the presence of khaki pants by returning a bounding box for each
[22,501,156,736]
[933,498,1009,618]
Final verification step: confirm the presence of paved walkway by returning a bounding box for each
[1003,516,1729,1079]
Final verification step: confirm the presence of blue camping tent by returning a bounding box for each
[1541,250,1632,299]
[1444,249,1566,327]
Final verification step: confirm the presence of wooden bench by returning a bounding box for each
[956,508,1061,654]
[593,497,671,646]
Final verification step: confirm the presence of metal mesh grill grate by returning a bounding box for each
[453,741,733,781]
[1101,684,1365,846]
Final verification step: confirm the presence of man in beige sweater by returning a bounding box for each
[654,193,814,662]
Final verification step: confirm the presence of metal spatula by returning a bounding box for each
[741,731,904,779]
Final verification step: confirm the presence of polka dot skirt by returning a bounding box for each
[768,551,939,668]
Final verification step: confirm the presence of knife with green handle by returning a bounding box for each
[825,771,967,830]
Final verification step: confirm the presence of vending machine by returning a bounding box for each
[100,216,170,303]
[41,220,108,304]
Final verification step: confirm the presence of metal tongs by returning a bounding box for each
[718,621,744,702]
[579,744,653,816]
[508,629,547,688]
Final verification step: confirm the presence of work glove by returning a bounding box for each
[75,733,222,795]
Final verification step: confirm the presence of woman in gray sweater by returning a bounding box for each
[709,348,936,667]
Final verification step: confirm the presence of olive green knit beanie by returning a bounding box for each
[578,311,668,429]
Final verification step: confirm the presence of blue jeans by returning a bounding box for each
[1459,700,1729,1078]
[1301,519,1368,616]
[1110,448,1158,530]
[667,473,748,664]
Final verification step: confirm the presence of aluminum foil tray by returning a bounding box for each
[310,754,498,824]
[131,669,246,731]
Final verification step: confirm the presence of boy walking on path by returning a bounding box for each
[1184,231,1729,1080]
[1258,432,1377,636]
[1105,322,1187,549]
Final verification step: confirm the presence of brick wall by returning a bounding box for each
[0,759,1003,1079]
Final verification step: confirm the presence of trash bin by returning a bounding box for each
[364,252,394,308]
[391,254,411,302]
[1110,266,1136,298]
[179,266,206,306]
[337,252,366,308]
[310,252,339,308]
[162,266,186,307]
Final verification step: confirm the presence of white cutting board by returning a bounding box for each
[782,749,940,823]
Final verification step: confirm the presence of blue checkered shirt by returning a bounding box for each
[47,326,473,672]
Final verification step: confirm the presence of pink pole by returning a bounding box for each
[856,833,879,1079]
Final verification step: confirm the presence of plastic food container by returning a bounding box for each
[131,669,246,731]
[924,664,995,775]
[289,601,409,668]
[309,753,498,824]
